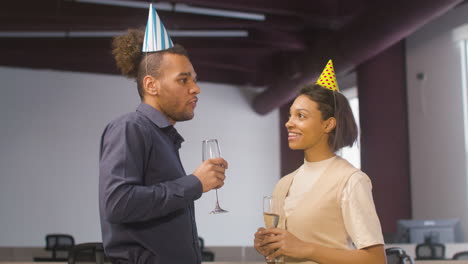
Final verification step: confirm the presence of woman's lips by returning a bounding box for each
[288,132,301,141]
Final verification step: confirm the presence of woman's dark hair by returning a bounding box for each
[299,84,358,152]
[111,29,189,99]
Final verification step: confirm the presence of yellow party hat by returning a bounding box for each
[315,59,339,91]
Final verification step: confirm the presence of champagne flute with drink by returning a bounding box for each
[202,139,228,214]
[263,196,284,264]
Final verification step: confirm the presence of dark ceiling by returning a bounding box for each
[0,0,465,114]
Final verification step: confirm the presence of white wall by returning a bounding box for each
[0,66,279,247]
[406,4,468,240]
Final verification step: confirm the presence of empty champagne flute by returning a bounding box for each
[202,139,228,214]
[263,196,284,264]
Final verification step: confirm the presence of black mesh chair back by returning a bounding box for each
[415,242,445,260]
[386,247,415,264]
[198,237,215,262]
[68,242,107,264]
[34,234,75,262]
[453,251,468,260]
[46,234,75,252]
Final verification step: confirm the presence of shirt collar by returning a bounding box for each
[136,103,185,149]
[164,126,185,150]
[303,156,336,169]
[136,103,172,128]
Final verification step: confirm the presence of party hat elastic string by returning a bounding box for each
[142,3,174,78]
[314,59,340,150]
[314,59,340,115]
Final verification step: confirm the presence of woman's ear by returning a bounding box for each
[325,117,337,133]
[143,75,160,96]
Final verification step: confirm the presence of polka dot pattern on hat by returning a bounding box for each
[315,59,339,91]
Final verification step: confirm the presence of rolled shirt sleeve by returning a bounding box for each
[341,172,385,249]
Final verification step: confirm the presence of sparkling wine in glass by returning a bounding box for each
[202,139,228,214]
[263,198,280,228]
[263,196,284,264]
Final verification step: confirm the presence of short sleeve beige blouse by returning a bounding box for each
[284,156,384,249]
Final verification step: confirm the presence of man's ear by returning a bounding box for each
[325,117,337,133]
[143,75,160,96]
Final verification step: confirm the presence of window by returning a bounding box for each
[339,87,361,168]
[462,39,468,153]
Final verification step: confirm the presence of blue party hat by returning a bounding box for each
[142,3,174,52]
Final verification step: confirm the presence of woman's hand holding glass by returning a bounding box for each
[259,196,284,263]
[259,228,313,261]
[254,227,273,258]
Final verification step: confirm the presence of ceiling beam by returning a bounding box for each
[0,38,275,85]
[161,0,366,17]
[252,0,464,114]
[0,12,306,32]
[189,48,275,73]
[0,46,259,85]
[0,0,360,32]
[0,22,306,51]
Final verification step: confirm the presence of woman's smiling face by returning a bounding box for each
[285,95,332,152]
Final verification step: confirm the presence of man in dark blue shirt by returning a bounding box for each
[99,25,228,263]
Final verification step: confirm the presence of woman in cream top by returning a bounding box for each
[254,83,386,264]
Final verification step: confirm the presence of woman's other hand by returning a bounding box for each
[254,227,274,257]
[259,228,312,260]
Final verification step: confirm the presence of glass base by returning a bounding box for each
[209,207,228,214]
[266,256,284,264]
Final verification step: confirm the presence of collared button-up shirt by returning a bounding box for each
[99,103,203,264]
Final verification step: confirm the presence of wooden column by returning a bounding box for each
[357,40,412,236]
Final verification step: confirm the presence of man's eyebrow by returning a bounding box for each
[177,72,191,77]
[177,72,198,81]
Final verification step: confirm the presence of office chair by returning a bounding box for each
[386,247,415,264]
[68,242,107,264]
[415,238,445,260]
[34,234,75,262]
[198,237,215,262]
[453,251,468,260]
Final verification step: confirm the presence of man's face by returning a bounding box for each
[154,53,200,124]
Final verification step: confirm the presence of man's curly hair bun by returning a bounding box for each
[112,29,144,78]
